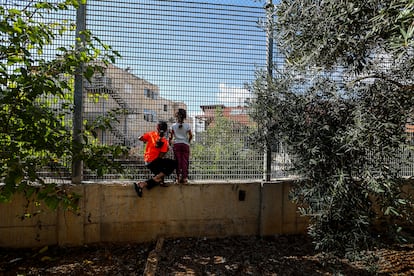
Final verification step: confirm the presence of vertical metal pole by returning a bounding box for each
[259,0,274,239]
[72,3,86,184]
[263,0,274,181]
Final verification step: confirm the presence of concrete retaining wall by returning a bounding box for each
[0,181,307,248]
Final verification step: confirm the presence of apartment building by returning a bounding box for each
[195,104,254,132]
[84,63,187,148]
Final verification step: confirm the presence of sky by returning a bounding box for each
[86,0,274,116]
[2,0,278,117]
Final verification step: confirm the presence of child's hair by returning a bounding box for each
[157,121,168,136]
[176,109,187,124]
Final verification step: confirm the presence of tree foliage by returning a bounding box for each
[192,108,262,179]
[276,0,414,70]
[250,0,414,256]
[0,0,126,213]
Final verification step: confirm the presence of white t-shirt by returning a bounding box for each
[171,122,191,145]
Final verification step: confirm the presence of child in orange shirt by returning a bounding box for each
[134,121,176,197]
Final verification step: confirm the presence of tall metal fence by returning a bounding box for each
[82,0,283,181]
[5,1,414,182]
[3,0,284,182]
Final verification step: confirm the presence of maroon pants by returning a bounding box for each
[173,143,190,179]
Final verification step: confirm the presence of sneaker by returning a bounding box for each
[134,182,143,197]
[159,181,169,187]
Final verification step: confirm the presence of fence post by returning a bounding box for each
[72,3,87,184]
[263,0,274,181]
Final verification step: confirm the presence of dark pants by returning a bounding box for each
[173,143,190,179]
[146,157,176,177]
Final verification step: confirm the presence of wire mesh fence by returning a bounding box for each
[82,0,282,181]
[3,0,414,182]
[2,0,277,182]
[86,0,278,181]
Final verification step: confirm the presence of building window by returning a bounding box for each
[163,104,168,112]
[144,109,156,122]
[125,83,132,94]
[144,88,157,99]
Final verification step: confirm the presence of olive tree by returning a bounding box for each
[250,0,414,256]
[0,0,125,213]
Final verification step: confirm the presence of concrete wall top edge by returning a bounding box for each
[80,179,298,185]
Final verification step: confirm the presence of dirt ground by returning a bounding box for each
[1,235,414,275]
